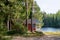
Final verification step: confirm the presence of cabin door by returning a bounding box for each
[28,24,32,31]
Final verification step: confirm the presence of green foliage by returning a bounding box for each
[0,22,7,35]
[6,23,27,35]
[43,10,60,28]
[32,2,44,27]
[0,0,29,35]
[0,0,44,36]
[23,31,44,37]
[35,31,44,36]
[0,35,11,40]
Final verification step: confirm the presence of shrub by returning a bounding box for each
[0,23,7,35]
[0,35,11,40]
[35,31,44,36]
[6,23,27,35]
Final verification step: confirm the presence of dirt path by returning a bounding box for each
[12,35,60,40]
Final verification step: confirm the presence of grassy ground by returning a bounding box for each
[43,32,60,36]
[21,31,44,37]
[0,35,12,40]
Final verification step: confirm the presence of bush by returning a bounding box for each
[35,31,44,36]
[0,35,11,40]
[6,23,27,35]
[6,29,27,35]
[0,23,7,35]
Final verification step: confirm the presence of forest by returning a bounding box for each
[0,0,44,35]
[0,0,60,35]
[43,10,60,28]
[0,0,60,40]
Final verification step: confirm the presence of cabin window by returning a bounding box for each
[32,24,35,28]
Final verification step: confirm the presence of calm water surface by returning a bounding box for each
[41,27,60,32]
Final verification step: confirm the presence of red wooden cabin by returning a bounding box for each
[23,18,39,32]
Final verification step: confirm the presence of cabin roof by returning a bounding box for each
[23,18,40,24]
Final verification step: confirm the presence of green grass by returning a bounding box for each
[43,31,60,36]
[23,31,44,37]
[0,35,12,40]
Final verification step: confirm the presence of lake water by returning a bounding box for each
[41,27,60,32]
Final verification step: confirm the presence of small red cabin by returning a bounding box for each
[23,18,40,32]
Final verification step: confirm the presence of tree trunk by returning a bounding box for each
[25,0,28,29]
[7,15,9,31]
[7,15,10,31]
[31,0,34,32]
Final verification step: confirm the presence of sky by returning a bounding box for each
[35,0,60,14]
